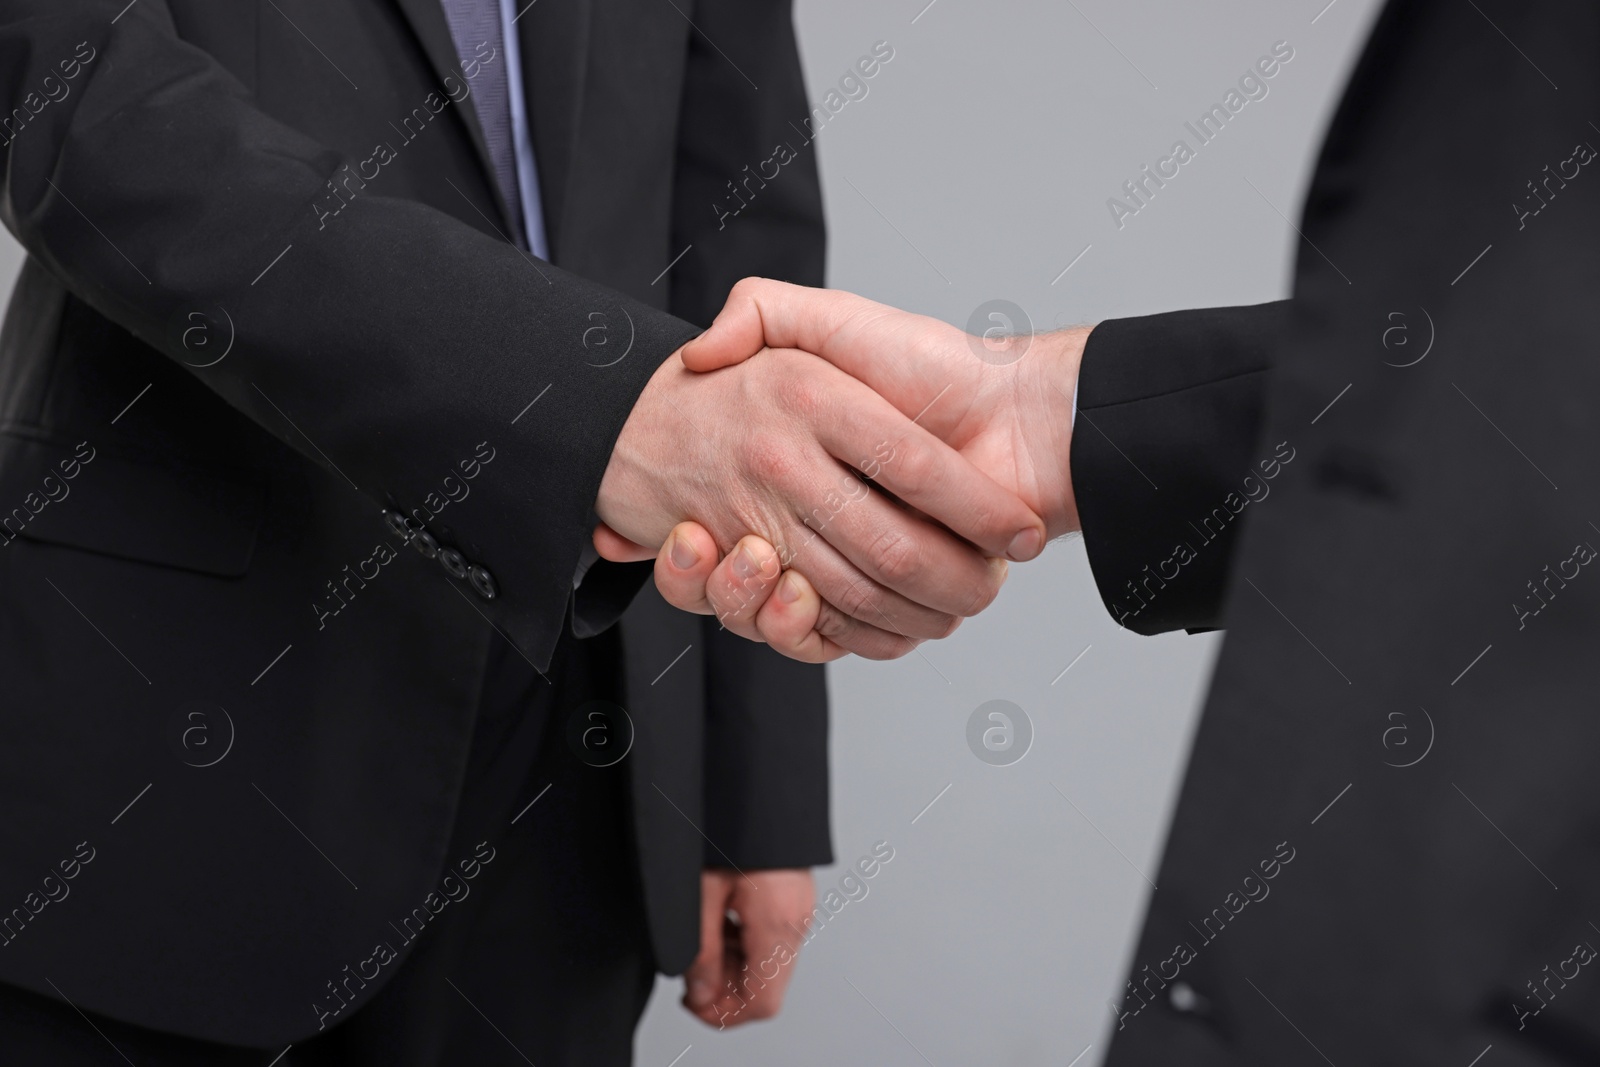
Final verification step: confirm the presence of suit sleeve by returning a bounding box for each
[667,0,831,870]
[0,0,697,672]
[700,619,833,869]
[1070,302,1290,635]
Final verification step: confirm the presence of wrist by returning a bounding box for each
[1036,325,1091,535]
[595,350,686,549]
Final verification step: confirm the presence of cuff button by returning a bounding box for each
[410,529,439,560]
[468,565,498,601]
[382,509,411,538]
[438,548,468,580]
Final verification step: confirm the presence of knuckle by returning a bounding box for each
[887,441,931,496]
[960,568,1003,616]
[960,499,1004,544]
[815,601,918,660]
[743,432,797,485]
[710,591,751,625]
[901,606,957,641]
[716,585,771,627]
[714,594,766,636]
[713,575,755,617]
[814,604,855,641]
[831,574,884,622]
[867,527,921,586]
[958,585,994,620]
[773,366,823,417]
[859,635,919,661]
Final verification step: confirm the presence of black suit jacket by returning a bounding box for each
[0,0,828,1047]
[1075,2,1600,1061]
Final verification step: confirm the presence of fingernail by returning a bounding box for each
[732,545,761,580]
[778,571,802,604]
[989,557,1010,583]
[670,532,700,570]
[689,979,711,1006]
[1007,528,1042,562]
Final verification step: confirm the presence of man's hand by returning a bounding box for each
[644,280,1091,660]
[683,868,815,1028]
[682,279,1088,537]
[596,345,1045,659]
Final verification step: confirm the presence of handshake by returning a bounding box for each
[594,279,1091,663]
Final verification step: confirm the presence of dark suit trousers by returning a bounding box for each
[0,628,656,1067]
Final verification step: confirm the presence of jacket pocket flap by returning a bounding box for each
[0,434,265,577]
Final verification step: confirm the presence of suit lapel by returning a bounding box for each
[514,0,591,263]
[391,0,518,237]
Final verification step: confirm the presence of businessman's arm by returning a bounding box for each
[0,0,699,671]
[1071,302,1289,634]
[0,1,1040,667]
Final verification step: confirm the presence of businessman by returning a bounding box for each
[0,0,1044,1063]
[645,2,1600,1061]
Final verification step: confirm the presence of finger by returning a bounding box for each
[730,929,792,1021]
[752,569,848,663]
[730,915,806,1022]
[700,552,850,663]
[812,592,960,660]
[681,277,886,373]
[732,460,979,649]
[810,364,1045,564]
[682,960,726,1028]
[711,914,754,1027]
[735,455,968,642]
[700,536,784,643]
[796,460,1010,619]
[685,280,944,416]
[684,875,733,1025]
[653,522,725,615]
[765,532,933,659]
[661,514,930,659]
[594,522,655,563]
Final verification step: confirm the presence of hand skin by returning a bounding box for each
[659,528,851,662]
[683,868,815,1028]
[595,345,1045,659]
[648,279,1090,662]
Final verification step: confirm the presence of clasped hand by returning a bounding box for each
[595,279,1087,662]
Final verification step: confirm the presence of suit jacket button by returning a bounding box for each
[410,529,439,559]
[469,564,497,601]
[382,509,411,538]
[438,547,468,580]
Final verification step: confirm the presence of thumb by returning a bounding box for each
[652,522,725,615]
[683,953,721,1013]
[680,278,776,373]
[683,279,928,399]
[683,873,733,1016]
[682,936,724,1015]
[593,522,655,563]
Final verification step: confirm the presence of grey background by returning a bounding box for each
[0,1,1384,1063]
